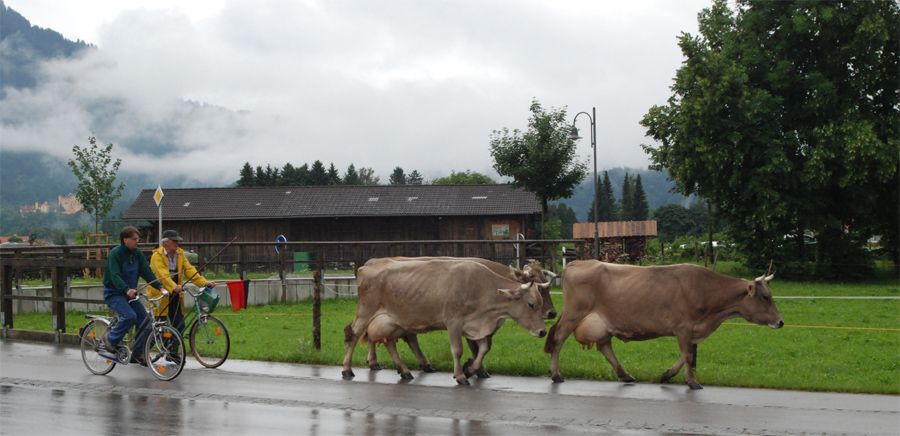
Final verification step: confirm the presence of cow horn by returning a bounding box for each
[519,282,532,291]
[538,282,550,290]
[764,273,775,282]
[542,270,558,278]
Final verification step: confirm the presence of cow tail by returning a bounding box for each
[544,322,560,354]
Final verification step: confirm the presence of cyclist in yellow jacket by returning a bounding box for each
[149,230,217,332]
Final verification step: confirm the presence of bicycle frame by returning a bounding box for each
[94,292,170,364]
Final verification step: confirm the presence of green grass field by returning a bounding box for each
[12,274,899,394]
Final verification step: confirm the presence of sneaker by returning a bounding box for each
[103,334,117,352]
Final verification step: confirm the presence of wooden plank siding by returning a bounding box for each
[573,220,658,239]
[152,215,530,270]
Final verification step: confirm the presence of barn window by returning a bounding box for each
[183,203,190,207]
[255,203,261,206]
[285,191,291,194]
[472,196,487,200]
[368,197,379,202]
[407,197,418,201]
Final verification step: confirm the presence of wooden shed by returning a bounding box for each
[122,184,541,268]
[573,220,657,262]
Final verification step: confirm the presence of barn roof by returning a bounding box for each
[122,184,541,221]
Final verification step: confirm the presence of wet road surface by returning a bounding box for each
[1,339,897,435]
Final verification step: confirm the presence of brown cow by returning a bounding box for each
[342,258,547,385]
[544,260,784,389]
[365,257,556,377]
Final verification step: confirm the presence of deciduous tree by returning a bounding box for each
[641,0,898,277]
[67,135,124,233]
[490,98,588,214]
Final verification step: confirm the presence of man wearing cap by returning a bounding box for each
[150,230,217,332]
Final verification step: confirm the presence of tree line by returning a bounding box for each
[236,162,498,187]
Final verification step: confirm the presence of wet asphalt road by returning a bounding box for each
[1,339,898,436]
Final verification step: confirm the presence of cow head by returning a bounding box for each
[506,265,558,319]
[741,274,784,329]
[498,282,547,338]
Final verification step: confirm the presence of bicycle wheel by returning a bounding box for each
[190,315,230,368]
[80,320,115,375]
[144,325,185,381]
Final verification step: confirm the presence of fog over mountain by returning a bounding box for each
[1,0,695,218]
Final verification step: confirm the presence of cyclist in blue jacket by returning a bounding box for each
[102,226,163,365]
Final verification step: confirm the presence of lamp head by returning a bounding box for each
[568,126,582,141]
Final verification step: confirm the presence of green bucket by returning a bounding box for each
[196,286,220,313]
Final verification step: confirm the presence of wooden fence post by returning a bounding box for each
[313,245,324,350]
[1,264,13,330]
[52,265,67,341]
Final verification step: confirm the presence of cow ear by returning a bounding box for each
[498,284,529,299]
[747,283,756,298]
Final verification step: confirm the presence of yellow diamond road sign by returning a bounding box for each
[154,186,164,206]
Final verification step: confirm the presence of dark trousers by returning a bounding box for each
[168,293,186,333]
[104,291,150,357]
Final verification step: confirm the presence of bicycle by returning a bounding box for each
[176,285,231,368]
[80,291,187,381]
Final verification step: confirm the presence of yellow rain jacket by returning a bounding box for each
[149,246,209,316]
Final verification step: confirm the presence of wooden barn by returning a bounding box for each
[122,184,541,268]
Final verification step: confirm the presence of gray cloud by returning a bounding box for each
[1,0,710,187]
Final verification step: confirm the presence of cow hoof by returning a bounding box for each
[341,370,355,378]
[621,375,636,383]
[456,378,471,386]
[399,371,414,380]
[422,364,437,373]
[551,374,565,383]
[369,363,383,371]
[476,368,490,378]
[688,381,703,390]
[660,370,674,384]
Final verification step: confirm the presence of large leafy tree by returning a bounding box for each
[490,98,588,214]
[641,0,899,278]
[67,135,124,233]
[358,167,380,185]
[433,170,496,185]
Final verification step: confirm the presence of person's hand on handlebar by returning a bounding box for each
[205,281,216,289]
[127,288,138,299]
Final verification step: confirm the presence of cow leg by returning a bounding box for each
[448,329,470,385]
[546,318,577,383]
[366,341,383,371]
[597,341,635,383]
[463,337,491,379]
[678,336,702,389]
[463,335,491,378]
[661,335,702,389]
[341,318,371,378]
[403,334,436,372]
[383,339,414,380]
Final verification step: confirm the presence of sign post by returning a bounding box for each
[154,186,164,246]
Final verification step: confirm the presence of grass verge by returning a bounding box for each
[11,278,898,394]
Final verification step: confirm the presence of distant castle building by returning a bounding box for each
[18,195,82,216]
[19,201,51,215]
[58,194,82,214]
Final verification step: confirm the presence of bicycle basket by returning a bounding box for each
[197,287,220,313]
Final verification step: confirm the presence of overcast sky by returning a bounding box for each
[3,0,712,187]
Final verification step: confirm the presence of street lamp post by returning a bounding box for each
[569,107,599,259]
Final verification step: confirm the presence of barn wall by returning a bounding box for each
[144,214,533,269]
